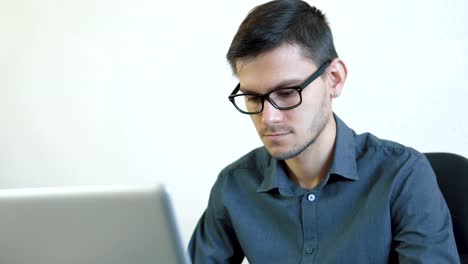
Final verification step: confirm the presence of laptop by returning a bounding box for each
[0,184,190,264]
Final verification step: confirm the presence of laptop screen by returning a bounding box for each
[0,184,189,264]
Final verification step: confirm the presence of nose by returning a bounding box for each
[261,100,283,125]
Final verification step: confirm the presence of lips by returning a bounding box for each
[261,125,292,141]
[262,132,292,142]
[264,132,290,137]
[262,126,291,136]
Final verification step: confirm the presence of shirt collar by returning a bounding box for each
[257,156,277,193]
[257,158,304,196]
[330,113,359,181]
[257,113,359,194]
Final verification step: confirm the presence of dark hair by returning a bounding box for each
[226,0,338,75]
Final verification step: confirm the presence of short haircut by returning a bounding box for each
[226,0,338,75]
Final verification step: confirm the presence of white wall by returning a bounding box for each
[1,0,467,247]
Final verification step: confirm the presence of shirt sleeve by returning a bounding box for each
[390,154,460,263]
[188,173,245,264]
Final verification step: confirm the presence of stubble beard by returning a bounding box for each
[268,96,331,160]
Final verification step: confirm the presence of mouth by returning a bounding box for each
[263,132,290,138]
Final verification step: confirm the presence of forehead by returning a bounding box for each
[236,44,317,92]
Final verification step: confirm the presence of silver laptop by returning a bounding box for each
[0,184,189,264]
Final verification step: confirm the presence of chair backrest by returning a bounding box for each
[425,152,468,263]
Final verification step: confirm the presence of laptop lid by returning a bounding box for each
[0,184,189,264]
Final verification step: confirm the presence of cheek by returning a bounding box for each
[250,116,262,129]
[292,100,313,120]
[298,89,327,116]
[303,94,323,108]
[302,82,327,102]
[288,102,318,131]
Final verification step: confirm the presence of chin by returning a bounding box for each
[265,146,299,160]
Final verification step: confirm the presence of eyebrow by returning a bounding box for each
[239,78,304,94]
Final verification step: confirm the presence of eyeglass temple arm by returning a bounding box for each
[229,59,331,99]
[300,60,332,89]
[228,84,241,100]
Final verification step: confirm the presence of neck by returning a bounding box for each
[284,115,337,190]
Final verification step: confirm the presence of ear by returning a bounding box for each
[326,58,348,99]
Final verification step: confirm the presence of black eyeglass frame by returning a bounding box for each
[228,60,332,115]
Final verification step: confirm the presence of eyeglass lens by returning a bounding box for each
[233,88,301,113]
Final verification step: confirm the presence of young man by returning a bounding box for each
[189,1,459,263]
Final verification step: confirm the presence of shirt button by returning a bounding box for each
[305,248,315,254]
[307,194,316,202]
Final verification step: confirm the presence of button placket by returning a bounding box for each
[300,192,318,262]
[307,193,316,202]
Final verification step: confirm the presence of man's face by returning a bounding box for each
[236,44,333,160]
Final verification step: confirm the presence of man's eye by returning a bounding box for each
[276,89,295,97]
[245,95,260,102]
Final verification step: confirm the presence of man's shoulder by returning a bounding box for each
[354,131,426,173]
[336,115,424,165]
[222,146,270,174]
[356,131,422,158]
[210,147,271,196]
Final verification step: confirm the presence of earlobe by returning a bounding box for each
[328,58,348,98]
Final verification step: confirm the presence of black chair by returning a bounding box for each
[425,152,468,263]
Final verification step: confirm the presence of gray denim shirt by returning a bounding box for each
[189,114,459,263]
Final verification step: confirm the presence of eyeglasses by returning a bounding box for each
[228,60,331,115]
